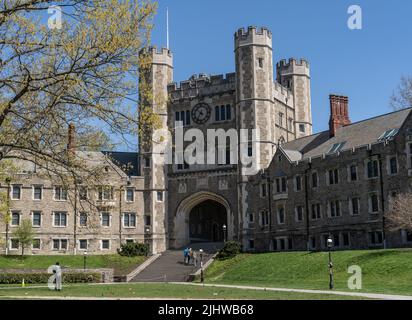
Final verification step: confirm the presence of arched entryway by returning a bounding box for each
[189,200,227,243]
[172,191,231,248]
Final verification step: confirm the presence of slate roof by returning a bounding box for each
[102,151,140,176]
[281,108,412,161]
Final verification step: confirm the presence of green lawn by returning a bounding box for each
[0,283,367,300]
[203,249,412,296]
[0,255,146,275]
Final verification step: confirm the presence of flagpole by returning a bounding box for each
[166,7,169,49]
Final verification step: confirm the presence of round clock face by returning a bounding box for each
[191,103,211,124]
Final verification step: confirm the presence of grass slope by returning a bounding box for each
[0,283,366,300]
[204,249,412,295]
[0,255,146,275]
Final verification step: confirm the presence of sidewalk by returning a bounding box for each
[1,282,412,300]
[170,282,412,300]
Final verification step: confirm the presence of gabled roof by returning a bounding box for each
[282,108,412,160]
[281,149,303,162]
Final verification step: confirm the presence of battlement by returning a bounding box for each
[235,26,272,49]
[168,73,236,101]
[276,58,310,76]
[273,82,294,107]
[139,46,173,67]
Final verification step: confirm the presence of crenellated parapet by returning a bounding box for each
[276,58,310,77]
[273,82,294,107]
[139,46,173,67]
[234,26,272,49]
[168,73,235,101]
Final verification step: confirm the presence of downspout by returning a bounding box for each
[378,155,386,249]
[119,186,123,245]
[304,162,312,251]
[267,174,273,231]
[5,178,11,255]
[73,183,78,255]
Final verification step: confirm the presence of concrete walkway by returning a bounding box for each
[1,282,412,300]
[170,282,412,300]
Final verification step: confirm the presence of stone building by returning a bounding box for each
[1,26,411,255]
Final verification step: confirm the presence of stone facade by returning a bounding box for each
[1,26,412,255]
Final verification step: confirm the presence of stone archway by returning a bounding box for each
[189,200,227,243]
[173,191,231,248]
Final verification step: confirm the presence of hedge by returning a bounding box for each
[117,242,149,257]
[0,272,101,284]
[216,241,242,260]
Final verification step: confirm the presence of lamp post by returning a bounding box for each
[327,235,334,290]
[83,251,87,271]
[222,224,227,243]
[199,249,204,284]
[145,227,151,256]
[5,177,11,256]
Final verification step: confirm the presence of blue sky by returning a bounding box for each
[151,0,412,134]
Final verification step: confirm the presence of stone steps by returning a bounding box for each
[130,242,221,282]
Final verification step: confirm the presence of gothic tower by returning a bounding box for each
[235,26,275,249]
[235,26,275,171]
[138,47,173,254]
[276,58,312,138]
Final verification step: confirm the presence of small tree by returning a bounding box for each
[12,219,34,257]
[387,193,412,232]
[390,76,412,110]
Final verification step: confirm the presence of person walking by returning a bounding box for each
[188,248,193,265]
[192,250,198,267]
[54,262,62,291]
[183,247,189,265]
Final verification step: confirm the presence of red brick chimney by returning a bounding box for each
[329,95,351,137]
[67,123,76,156]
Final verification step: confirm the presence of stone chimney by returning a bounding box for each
[329,95,351,137]
[67,123,76,155]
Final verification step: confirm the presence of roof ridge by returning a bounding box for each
[342,107,412,128]
[283,107,412,147]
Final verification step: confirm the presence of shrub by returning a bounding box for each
[117,242,149,257]
[0,272,101,284]
[216,241,241,260]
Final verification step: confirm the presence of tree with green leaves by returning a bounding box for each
[0,0,159,178]
[12,219,35,257]
[0,1,161,243]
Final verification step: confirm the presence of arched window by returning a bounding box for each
[215,106,220,121]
